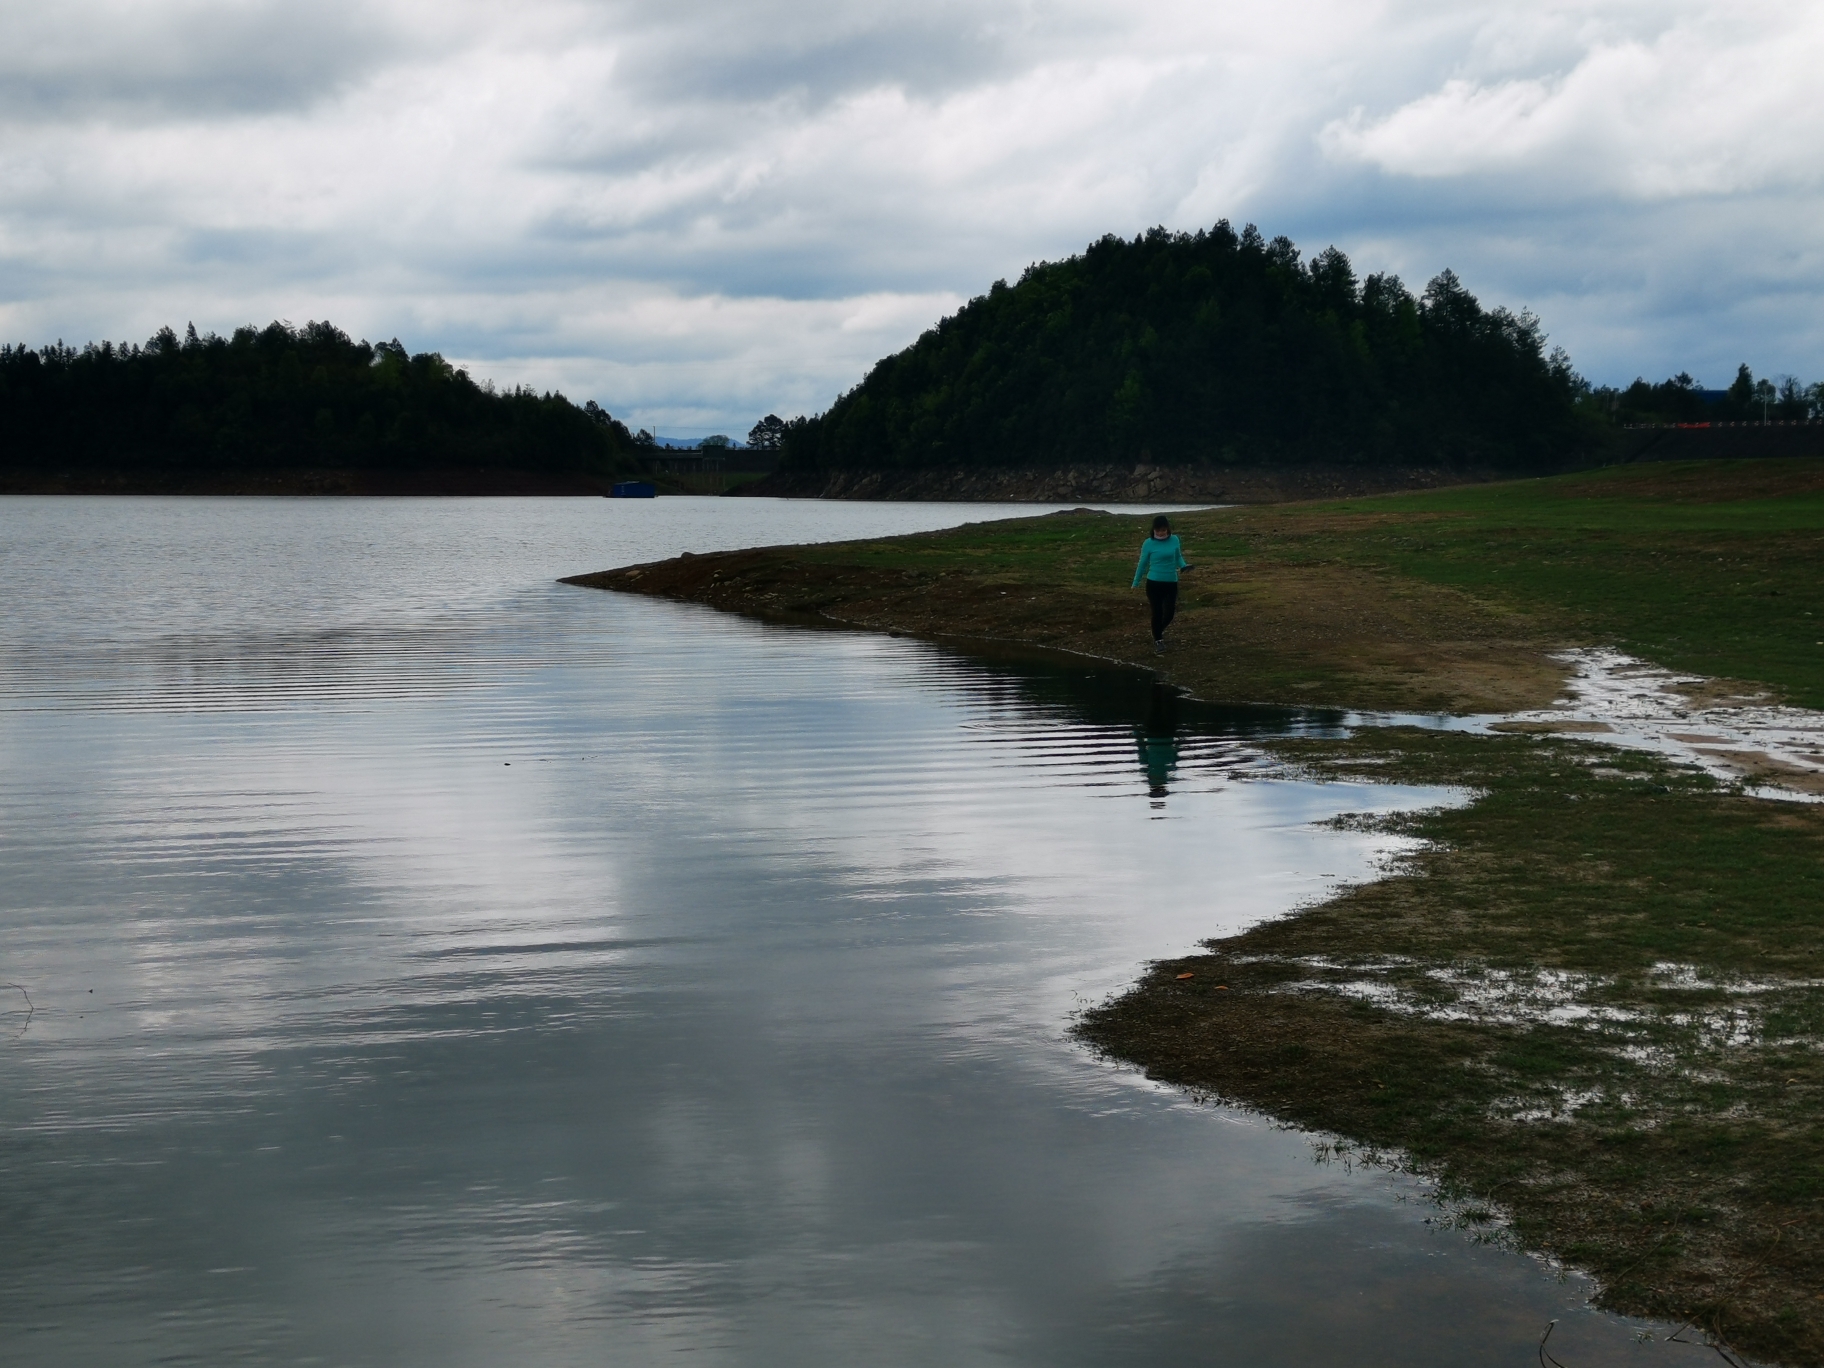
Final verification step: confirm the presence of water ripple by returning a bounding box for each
[0,497,1690,1368]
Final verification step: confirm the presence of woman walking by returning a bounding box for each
[1131,515,1190,654]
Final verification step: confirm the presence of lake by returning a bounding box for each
[0,497,1705,1366]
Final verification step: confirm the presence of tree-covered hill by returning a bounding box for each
[781,222,1593,474]
[0,320,638,489]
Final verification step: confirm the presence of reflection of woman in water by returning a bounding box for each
[1135,730,1179,797]
[1135,681,1181,799]
[1131,515,1190,654]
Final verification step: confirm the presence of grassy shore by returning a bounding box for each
[565,459,1824,1365]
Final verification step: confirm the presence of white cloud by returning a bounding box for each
[0,0,1820,427]
[443,286,965,429]
[1321,5,1824,199]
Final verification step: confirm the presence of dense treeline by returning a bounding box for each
[1602,366,1823,426]
[0,320,637,483]
[780,222,1591,474]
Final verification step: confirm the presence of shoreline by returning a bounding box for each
[734,460,1512,505]
[561,512,1572,716]
[564,460,1824,1366]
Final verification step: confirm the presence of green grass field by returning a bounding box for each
[1226,460,1824,706]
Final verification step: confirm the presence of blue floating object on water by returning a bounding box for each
[609,481,656,498]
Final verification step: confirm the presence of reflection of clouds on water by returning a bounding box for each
[0,500,1687,1367]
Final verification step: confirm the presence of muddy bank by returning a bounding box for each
[563,512,1569,715]
[735,461,1506,504]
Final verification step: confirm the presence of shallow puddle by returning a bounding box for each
[1494,645,1824,800]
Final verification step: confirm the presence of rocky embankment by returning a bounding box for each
[736,462,1499,503]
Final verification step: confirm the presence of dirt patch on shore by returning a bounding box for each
[1694,748,1824,795]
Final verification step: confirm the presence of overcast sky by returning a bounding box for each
[1,0,1819,433]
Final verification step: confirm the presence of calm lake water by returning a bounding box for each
[0,497,1706,1366]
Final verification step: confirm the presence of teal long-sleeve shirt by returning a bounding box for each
[1132,534,1187,587]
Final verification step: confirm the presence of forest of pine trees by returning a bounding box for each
[779,222,1595,474]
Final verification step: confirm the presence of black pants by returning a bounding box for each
[1145,579,1178,641]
